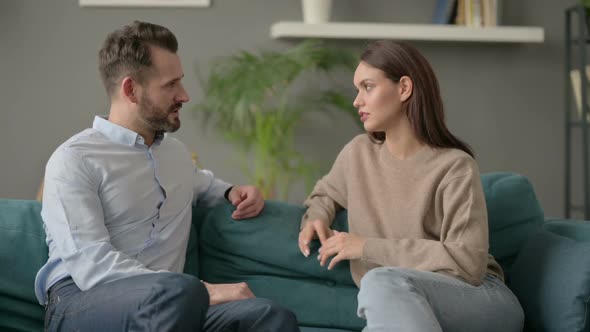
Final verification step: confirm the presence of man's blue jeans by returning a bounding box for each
[44,273,300,332]
[357,267,524,332]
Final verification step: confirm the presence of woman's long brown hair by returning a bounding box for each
[360,40,474,158]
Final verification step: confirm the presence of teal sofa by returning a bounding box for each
[1,173,590,332]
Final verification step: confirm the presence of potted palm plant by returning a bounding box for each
[194,40,359,199]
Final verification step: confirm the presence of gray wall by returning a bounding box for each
[0,0,578,218]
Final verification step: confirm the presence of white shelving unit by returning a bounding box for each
[270,22,545,43]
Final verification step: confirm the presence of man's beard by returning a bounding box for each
[138,94,182,133]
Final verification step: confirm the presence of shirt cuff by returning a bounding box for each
[224,186,234,201]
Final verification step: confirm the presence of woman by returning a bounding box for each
[298,40,524,332]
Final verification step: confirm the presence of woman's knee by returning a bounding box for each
[360,267,416,295]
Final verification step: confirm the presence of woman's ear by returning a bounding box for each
[121,77,139,104]
[398,76,413,102]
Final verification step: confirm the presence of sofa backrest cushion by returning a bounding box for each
[481,172,545,278]
[509,221,590,332]
[0,199,46,332]
[195,201,365,331]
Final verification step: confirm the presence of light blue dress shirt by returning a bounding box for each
[34,116,231,305]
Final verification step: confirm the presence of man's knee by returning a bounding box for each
[138,273,209,331]
[149,273,209,308]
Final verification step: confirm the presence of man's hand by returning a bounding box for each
[227,185,264,219]
[318,230,366,270]
[203,282,256,305]
[298,219,333,257]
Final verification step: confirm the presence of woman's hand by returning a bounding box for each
[298,219,333,257]
[318,230,366,270]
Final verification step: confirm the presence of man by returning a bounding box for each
[35,21,300,332]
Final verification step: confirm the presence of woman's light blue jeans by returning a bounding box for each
[357,267,524,332]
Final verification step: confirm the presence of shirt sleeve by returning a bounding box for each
[362,168,490,286]
[192,167,232,207]
[301,143,350,230]
[41,148,156,291]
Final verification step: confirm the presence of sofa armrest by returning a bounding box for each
[508,219,590,331]
[543,218,590,242]
[0,199,47,331]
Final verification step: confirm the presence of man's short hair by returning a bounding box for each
[98,21,178,97]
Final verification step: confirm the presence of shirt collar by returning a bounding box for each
[93,116,139,146]
[92,116,166,146]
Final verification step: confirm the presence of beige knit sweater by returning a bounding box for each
[302,134,503,287]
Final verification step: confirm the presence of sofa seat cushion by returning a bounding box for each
[195,201,365,331]
[509,220,590,332]
[0,200,46,332]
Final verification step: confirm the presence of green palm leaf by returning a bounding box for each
[193,40,358,199]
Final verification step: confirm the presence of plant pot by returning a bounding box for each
[302,0,333,24]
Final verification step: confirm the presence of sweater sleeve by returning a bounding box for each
[362,167,489,286]
[301,143,350,230]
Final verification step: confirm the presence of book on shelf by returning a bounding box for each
[432,0,458,24]
[436,0,501,27]
[569,66,590,123]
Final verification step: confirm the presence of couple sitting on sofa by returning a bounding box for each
[37,20,523,332]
